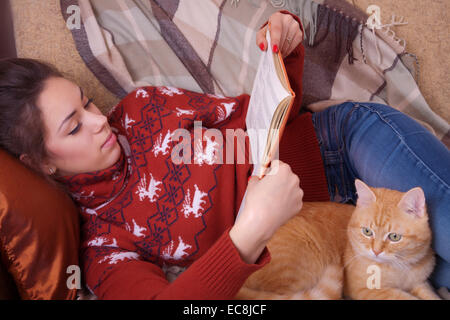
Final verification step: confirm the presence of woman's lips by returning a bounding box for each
[102,132,116,148]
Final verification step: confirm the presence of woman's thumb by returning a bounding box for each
[247,175,258,186]
[266,159,282,176]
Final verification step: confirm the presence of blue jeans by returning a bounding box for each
[311,101,450,289]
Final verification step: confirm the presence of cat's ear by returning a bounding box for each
[398,187,426,218]
[355,179,376,208]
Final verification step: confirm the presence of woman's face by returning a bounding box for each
[35,77,121,176]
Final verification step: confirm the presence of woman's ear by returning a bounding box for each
[20,153,56,175]
[19,153,32,166]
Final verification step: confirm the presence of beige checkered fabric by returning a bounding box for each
[61,0,449,147]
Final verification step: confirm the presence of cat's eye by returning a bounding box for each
[388,233,402,242]
[362,227,373,237]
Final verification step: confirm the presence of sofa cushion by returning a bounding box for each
[0,148,80,299]
[0,250,19,299]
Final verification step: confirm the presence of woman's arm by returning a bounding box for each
[230,159,304,264]
[84,157,302,301]
[82,224,270,300]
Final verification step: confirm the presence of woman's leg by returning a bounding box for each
[311,101,450,289]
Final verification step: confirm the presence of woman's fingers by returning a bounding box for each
[268,13,301,55]
[256,25,268,51]
[282,22,303,57]
[257,12,303,56]
[268,16,283,53]
[278,13,292,54]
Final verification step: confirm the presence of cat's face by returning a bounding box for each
[347,180,432,267]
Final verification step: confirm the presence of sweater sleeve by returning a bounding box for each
[283,42,305,125]
[83,225,270,300]
[109,86,247,133]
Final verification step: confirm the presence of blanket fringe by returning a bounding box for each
[310,4,361,65]
[232,0,407,68]
[365,11,408,65]
[233,0,360,63]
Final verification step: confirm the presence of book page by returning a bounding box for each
[246,31,291,177]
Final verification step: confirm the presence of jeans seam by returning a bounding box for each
[342,104,360,180]
[355,104,450,190]
[332,110,350,198]
[313,114,332,197]
[314,104,358,204]
[311,114,323,146]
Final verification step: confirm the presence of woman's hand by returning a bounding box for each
[229,160,304,264]
[256,12,303,58]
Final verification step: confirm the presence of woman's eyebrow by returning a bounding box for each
[57,86,84,133]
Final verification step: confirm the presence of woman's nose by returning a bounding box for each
[91,112,108,133]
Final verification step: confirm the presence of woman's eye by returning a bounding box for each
[68,99,93,135]
[85,98,93,108]
[388,233,402,242]
[69,124,81,135]
[362,227,373,237]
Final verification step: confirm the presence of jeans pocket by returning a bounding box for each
[313,104,358,204]
[322,149,356,204]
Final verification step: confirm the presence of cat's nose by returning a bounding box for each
[372,248,383,256]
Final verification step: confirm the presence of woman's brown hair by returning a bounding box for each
[0,58,67,191]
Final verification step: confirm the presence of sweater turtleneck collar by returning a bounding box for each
[55,136,132,210]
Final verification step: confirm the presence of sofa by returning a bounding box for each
[1,0,448,300]
[0,0,81,300]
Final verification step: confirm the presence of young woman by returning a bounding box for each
[0,11,448,299]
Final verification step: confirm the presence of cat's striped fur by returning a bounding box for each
[235,180,440,300]
[235,201,352,299]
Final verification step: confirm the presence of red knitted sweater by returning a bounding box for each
[57,27,329,300]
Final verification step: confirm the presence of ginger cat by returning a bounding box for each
[235,179,440,300]
[235,200,354,299]
[344,179,440,300]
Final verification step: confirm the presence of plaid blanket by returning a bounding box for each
[60,0,449,148]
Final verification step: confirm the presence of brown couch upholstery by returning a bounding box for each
[0,0,18,300]
[0,148,80,300]
[0,251,19,299]
[0,0,82,300]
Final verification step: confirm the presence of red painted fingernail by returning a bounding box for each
[248,176,251,182]
[272,44,279,53]
[259,43,265,51]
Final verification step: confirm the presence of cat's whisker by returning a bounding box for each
[391,254,412,272]
[344,253,365,268]
[391,258,406,271]
[393,252,410,266]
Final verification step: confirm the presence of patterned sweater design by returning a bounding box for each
[57,42,329,299]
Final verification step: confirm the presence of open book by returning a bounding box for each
[246,25,295,179]
[236,26,295,221]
